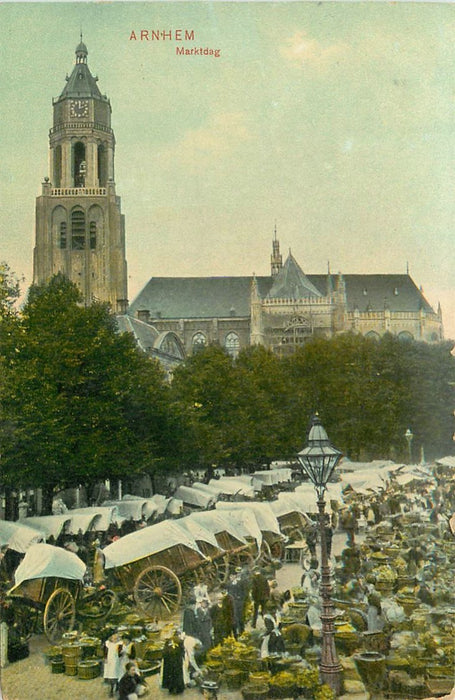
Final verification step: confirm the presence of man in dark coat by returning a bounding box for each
[196,598,213,652]
[227,568,248,637]
[251,568,270,628]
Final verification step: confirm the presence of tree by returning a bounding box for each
[0,274,171,514]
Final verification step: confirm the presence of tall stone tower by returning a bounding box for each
[33,39,128,312]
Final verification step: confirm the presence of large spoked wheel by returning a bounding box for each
[227,549,254,577]
[213,554,230,585]
[44,588,76,643]
[77,588,117,619]
[134,565,182,619]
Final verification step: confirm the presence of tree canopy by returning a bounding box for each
[0,274,171,512]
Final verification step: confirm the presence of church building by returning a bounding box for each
[129,226,443,359]
[33,41,444,368]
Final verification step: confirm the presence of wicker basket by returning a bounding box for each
[64,659,78,676]
[51,659,65,674]
[241,683,269,700]
[78,660,100,680]
[224,669,247,690]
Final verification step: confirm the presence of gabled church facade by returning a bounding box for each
[129,230,443,359]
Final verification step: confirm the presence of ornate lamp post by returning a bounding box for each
[404,428,413,464]
[298,414,343,696]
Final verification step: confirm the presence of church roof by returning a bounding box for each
[59,42,103,100]
[267,252,322,299]
[129,273,435,319]
[129,276,273,319]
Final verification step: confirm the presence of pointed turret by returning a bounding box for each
[60,39,103,99]
[270,222,283,277]
[267,252,322,299]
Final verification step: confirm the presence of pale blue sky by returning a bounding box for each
[1,2,454,338]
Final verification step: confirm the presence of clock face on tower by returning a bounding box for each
[70,99,89,118]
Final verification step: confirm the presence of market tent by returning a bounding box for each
[270,495,313,522]
[0,520,44,553]
[292,485,319,513]
[178,514,223,551]
[166,497,184,516]
[188,511,249,547]
[103,497,158,521]
[209,477,255,498]
[435,456,455,469]
[103,519,204,569]
[216,501,281,535]
[22,515,72,540]
[191,482,223,498]
[70,506,124,531]
[340,470,386,494]
[212,507,263,548]
[174,485,217,509]
[10,543,86,591]
[252,469,292,489]
[65,512,99,535]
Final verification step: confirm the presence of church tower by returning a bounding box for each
[33,39,128,312]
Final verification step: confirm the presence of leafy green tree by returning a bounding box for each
[1,274,171,514]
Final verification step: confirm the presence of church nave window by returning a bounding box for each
[71,209,86,249]
[225,331,240,359]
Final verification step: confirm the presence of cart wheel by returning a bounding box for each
[228,550,254,576]
[77,588,117,619]
[213,554,230,585]
[134,565,182,619]
[44,588,76,643]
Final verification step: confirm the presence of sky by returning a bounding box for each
[1,1,454,339]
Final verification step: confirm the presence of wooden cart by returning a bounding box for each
[7,543,116,643]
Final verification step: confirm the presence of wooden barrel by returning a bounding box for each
[78,660,101,680]
[62,643,82,659]
[64,659,78,676]
[51,659,65,674]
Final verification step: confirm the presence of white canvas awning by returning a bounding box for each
[0,520,44,553]
[70,506,124,531]
[177,515,223,550]
[22,515,72,540]
[191,482,223,498]
[175,485,216,509]
[11,543,86,590]
[209,477,255,497]
[103,519,204,570]
[188,511,248,546]
[213,508,263,548]
[103,498,158,521]
[216,501,281,535]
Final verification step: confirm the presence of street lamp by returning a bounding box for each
[298,414,343,696]
[404,428,413,464]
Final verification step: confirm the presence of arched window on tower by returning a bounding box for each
[225,332,240,359]
[59,221,67,249]
[89,221,97,250]
[71,209,86,249]
[73,142,86,187]
[54,145,62,188]
[97,144,107,187]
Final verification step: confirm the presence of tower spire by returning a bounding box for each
[270,222,282,277]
